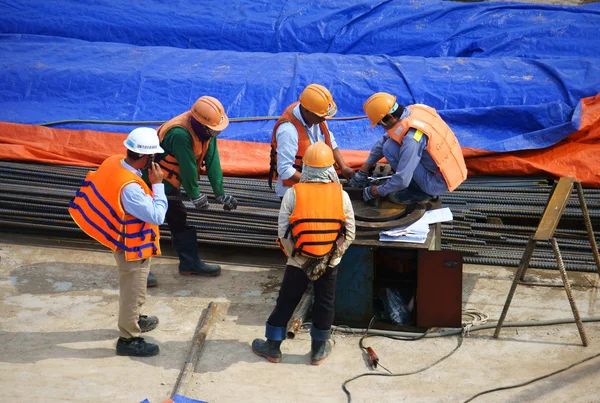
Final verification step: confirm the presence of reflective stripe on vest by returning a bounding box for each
[157,111,210,189]
[68,155,161,261]
[286,182,345,258]
[269,102,332,188]
[387,104,468,191]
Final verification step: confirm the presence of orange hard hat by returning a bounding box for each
[299,84,337,118]
[363,92,397,128]
[302,141,335,168]
[191,96,229,131]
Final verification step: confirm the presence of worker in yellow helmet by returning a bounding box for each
[253,142,356,365]
[269,84,355,198]
[349,92,467,203]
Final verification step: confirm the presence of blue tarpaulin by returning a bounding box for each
[0,33,597,152]
[1,0,599,58]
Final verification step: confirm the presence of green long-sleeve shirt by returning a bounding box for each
[144,127,224,198]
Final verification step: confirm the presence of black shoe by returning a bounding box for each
[173,227,222,276]
[138,315,159,333]
[147,272,158,288]
[310,339,332,365]
[116,337,159,357]
[251,338,282,363]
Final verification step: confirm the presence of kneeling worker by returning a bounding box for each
[253,142,355,365]
[69,128,167,357]
[349,92,467,203]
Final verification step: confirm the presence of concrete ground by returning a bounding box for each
[1,236,599,403]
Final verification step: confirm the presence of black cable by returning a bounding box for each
[463,352,600,402]
[343,318,459,403]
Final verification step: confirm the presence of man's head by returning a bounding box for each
[298,84,337,126]
[190,96,229,140]
[300,141,339,184]
[363,92,405,129]
[123,127,164,169]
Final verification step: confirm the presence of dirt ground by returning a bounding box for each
[0,235,599,403]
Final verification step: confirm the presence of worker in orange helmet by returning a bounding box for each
[349,92,467,203]
[269,84,355,198]
[253,142,355,365]
[144,96,238,286]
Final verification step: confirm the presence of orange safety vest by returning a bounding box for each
[387,104,467,191]
[285,182,346,258]
[156,111,211,189]
[269,102,333,188]
[68,154,161,261]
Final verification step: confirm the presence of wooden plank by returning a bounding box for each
[534,177,575,240]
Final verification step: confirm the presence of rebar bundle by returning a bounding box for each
[0,161,598,272]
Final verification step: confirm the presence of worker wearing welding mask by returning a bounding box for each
[349,92,467,204]
[145,96,238,286]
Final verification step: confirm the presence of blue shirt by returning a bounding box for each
[274,104,339,197]
[366,109,449,197]
[120,160,168,226]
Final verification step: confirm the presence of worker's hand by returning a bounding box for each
[191,194,209,210]
[217,194,238,211]
[341,167,355,180]
[148,162,164,184]
[349,170,369,188]
[363,185,379,202]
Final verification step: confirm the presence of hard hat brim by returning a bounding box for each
[205,115,229,131]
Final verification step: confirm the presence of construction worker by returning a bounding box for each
[350,92,467,203]
[147,96,238,286]
[269,83,355,198]
[253,142,355,365]
[69,128,166,357]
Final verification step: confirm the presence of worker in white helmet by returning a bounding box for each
[69,127,167,357]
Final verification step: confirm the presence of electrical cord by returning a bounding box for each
[463,351,600,402]
[37,115,368,127]
[342,317,462,403]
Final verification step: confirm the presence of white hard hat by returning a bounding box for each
[123,127,164,154]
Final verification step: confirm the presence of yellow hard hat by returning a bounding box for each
[302,141,335,168]
[363,92,397,128]
[191,96,229,131]
[299,84,338,118]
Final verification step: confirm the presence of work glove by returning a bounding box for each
[348,170,369,188]
[191,194,209,210]
[363,185,379,202]
[217,194,238,211]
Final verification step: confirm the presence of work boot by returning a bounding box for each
[172,227,221,276]
[146,272,158,288]
[251,339,283,363]
[310,340,332,365]
[310,326,332,365]
[138,315,159,333]
[116,337,159,357]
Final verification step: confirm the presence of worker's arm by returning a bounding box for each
[331,190,355,262]
[359,134,387,172]
[203,138,225,197]
[120,182,168,226]
[332,147,354,180]
[376,132,424,197]
[277,188,296,256]
[163,128,202,199]
[276,123,301,184]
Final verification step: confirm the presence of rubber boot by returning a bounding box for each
[251,322,286,363]
[146,272,158,288]
[116,337,159,357]
[172,227,221,276]
[310,326,332,365]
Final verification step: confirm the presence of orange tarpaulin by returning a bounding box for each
[1,94,599,186]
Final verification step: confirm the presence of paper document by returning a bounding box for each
[379,207,453,243]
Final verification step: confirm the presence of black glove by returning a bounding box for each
[349,170,369,188]
[217,194,238,211]
[191,194,209,210]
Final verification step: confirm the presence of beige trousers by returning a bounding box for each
[113,251,150,339]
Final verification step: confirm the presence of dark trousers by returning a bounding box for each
[165,190,191,235]
[268,265,338,331]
